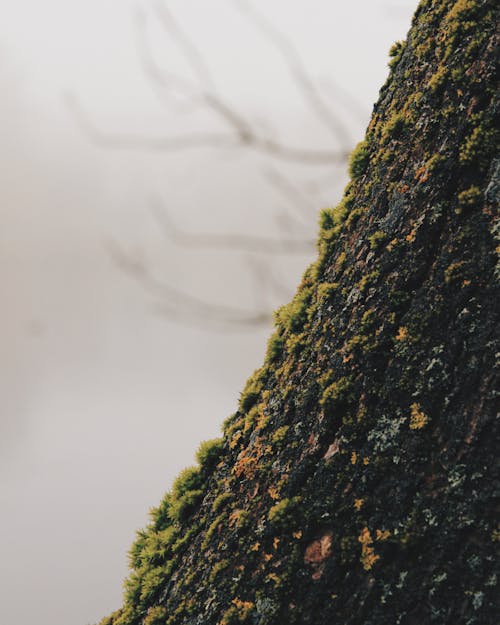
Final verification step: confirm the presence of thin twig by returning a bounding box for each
[262,165,318,223]
[153,0,216,90]
[150,197,316,254]
[233,0,352,149]
[107,238,273,328]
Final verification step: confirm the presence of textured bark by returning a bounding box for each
[100,1,499,624]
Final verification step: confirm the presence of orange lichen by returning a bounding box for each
[358,527,380,571]
[396,326,409,341]
[409,403,429,430]
[406,223,418,243]
[414,164,430,183]
[229,430,242,450]
[268,486,280,500]
[233,439,265,479]
[375,529,391,541]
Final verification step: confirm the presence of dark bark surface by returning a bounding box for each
[100,1,499,623]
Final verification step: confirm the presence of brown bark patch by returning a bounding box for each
[304,531,333,579]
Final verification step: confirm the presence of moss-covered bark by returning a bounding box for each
[99,1,499,623]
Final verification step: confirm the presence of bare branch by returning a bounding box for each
[153,0,216,91]
[246,255,295,303]
[262,165,318,222]
[135,8,206,114]
[107,238,272,329]
[317,76,369,125]
[76,2,359,332]
[65,91,240,152]
[150,198,315,254]
[68,2,350,165]
[232,0,353,150]
[67,89,347,163]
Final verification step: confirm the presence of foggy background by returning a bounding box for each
[0,1,415,624]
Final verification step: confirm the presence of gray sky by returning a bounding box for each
[0,2,415,624]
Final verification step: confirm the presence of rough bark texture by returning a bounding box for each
[100,1,499,624]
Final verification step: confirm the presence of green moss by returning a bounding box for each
[271,425,290,446]
[458,186,482,208]
[201,512,227,550]
[169,489,205,524]
[239,369,264,412]
[349,139,370,180]
[381,112,409,142]
[212,492,233,514]
[221,413,244,439]
[230,508,250,530]
[265,331,284,363]
[358,270,380,294]
[139,565,172,603]
[274,286,313,334]
[360,308,377,332]
[427,65,448,92]
[460,115,498,169]
[388,40,406,69]
[320,376,354,417]
[319,193,353,232]
[172,466,202,500]
[143,606,168,625]
[368,230,388,251]
[220,599,255,625]
[209,559,230,583]
[114,606,138,625]
[317,282,338,302]
[196,438,224,471]
[285,332,307,357]
[172,525,198,554]
[268,497,302,528]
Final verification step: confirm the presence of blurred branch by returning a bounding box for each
[150,197,315,255]
[71,1,360,330]
[107,239,273,329]
[152,0,216,91]
[67,2,350,165]
[232,0,353,149]
[262,165,316,223]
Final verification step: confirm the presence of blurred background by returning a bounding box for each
[0,1,415,623]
